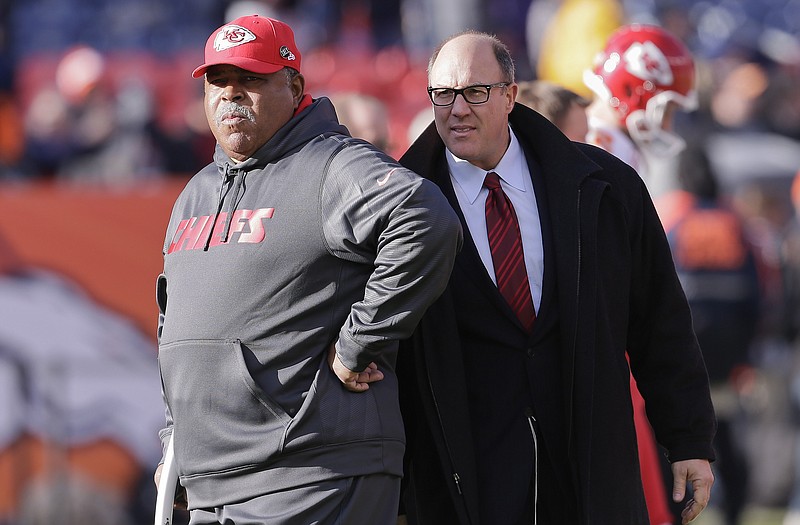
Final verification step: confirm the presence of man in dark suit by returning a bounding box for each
[397,30,716,525]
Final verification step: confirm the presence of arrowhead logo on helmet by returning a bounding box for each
[623,41,673,86]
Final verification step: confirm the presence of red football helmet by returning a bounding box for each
[584,24,697,157]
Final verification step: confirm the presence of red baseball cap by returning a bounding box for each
[192,15,301,79]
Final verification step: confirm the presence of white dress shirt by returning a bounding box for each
[446,128,544,311]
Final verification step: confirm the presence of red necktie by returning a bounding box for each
[484,172,536,331]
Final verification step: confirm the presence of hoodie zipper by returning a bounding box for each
[221,168,244,243]
[203,164,240,251]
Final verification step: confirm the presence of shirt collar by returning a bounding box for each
[446,127,527,204]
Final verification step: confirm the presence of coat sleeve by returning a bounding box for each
[321,143,463,371]
[625,177,716,462]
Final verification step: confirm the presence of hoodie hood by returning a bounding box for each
[212,96,349,171]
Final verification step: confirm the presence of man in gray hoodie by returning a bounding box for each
[153,14,462,525]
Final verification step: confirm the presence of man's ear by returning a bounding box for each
[506,82,518,113]
[292,74,306,108]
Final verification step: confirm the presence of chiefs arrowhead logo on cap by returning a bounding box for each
[213,25,257,52]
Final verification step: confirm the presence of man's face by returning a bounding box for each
[204,65,303,161]
[428,35,517,171]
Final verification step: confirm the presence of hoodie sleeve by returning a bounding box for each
[321,142,463,371]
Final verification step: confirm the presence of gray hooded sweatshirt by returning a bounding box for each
[156,97,461,508]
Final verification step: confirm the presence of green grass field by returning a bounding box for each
[694,505,788,525]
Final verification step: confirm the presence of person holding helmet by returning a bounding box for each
[584,24,698,189]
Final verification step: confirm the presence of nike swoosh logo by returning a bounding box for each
[377,168,399,186]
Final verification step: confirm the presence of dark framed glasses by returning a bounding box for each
[427,82,510,106]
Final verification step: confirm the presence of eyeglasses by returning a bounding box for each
[427,82,510,107]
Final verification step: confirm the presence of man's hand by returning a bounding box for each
[671,458,714,524]
[154,462,162,487]
[153,463,188,510]
[327,343,384,392]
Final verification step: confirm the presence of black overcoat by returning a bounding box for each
[397,103,716,525]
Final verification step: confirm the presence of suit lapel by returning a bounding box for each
[425,152,516,319]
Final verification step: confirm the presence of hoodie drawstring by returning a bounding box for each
[221,169,244,243]
[203,164,242,251]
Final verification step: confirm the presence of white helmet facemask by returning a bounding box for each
[627,90,697,158]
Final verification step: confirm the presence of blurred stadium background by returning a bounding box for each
[0,1,799,524]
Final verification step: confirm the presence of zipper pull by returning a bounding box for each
[524,406,536,422]
[453,472,463,495]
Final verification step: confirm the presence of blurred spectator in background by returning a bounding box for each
[516,79,589,142]
[782,170,800,525]
[729,182,790,340]
[725,176,796,515]
[783,172,800,358]
[699,58,800,234]
[657,144,761,525]
[18,45,165,184]
[330,91,392,153]
[709,61,770,132]
[762,67,800,142]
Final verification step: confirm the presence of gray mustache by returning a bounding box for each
[215,103,256,125]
